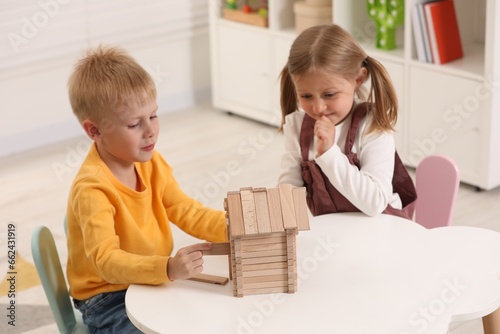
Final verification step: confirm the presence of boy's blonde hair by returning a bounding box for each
[280,24,398,133]
[68,45,157,123]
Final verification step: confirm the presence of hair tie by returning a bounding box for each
[362,57,368,67]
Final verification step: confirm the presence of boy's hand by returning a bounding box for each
[167,243,213,281]
[314,115,336,156]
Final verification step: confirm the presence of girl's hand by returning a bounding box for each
[314,115,336,156]
[167,243,213,281]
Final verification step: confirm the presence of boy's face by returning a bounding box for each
[93,100,159,168]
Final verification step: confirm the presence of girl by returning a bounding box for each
[278,24,416,218]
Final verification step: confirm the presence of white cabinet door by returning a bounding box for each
[407,66,483,185]
[216,24,271,118]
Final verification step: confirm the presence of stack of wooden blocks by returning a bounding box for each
[223,184,310,297]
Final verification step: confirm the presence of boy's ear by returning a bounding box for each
[82,119,101,140]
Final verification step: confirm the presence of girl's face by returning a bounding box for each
[293,68,366,125]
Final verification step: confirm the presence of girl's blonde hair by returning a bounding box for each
[68,45,157,123]
[280,24,398,133]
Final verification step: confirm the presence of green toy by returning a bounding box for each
[227,0,237,10]
[367,0,404,50]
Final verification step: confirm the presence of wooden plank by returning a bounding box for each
[279,183,298,229]
[242,286,289,296]
[233,239,243,297]
[227,192,245,237]
[241,268,288,278]
[242,261,288,271]
[239,249,287,259]
[240,256,288,265]
[292,187,310,231]
[253,188,273,234]
[241,242,286,252]
[266,187,284,232]
[242,274,288,284]
[237,233,286,243]
[242,280,288,290]
[188,273,229,285]
[240,189,259,235]
[203,242,230,255]
[286,232,296,254]
[227,230,233,281]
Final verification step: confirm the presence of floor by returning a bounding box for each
[0,104,498,333]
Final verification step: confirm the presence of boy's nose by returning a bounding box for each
[144,122,156,138]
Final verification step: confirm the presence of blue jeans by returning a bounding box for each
[74,290,143,334]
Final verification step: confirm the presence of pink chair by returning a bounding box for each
[414,155,460,229]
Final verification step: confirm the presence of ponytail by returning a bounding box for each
[279,65,298,131]
[364,56,398,133]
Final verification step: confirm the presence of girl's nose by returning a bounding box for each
[312,99,326,115]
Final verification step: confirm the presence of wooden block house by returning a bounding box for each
[223,184,310,297]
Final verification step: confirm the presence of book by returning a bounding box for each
[411,4,427,62]
[424,0,463,64]
[417,2,435,63]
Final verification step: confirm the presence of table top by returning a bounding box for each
[126,212,500,334]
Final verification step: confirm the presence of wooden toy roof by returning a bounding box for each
[225,184,310,237]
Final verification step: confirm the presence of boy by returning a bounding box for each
[66,45,227,333]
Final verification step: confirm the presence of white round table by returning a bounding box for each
[126,213,500,334]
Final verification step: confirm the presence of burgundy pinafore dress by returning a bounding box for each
[299,103,417,219]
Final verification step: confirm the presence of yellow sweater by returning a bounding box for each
[66,144,227,300]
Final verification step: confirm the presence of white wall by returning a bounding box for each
[0,0,212,158]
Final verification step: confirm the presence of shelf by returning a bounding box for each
[359,41,406,64]
[409,42,484,81]
[209,0,500,189]
[222,8,268,28]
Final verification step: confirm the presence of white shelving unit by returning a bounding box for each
[208,0,298,127]
[208,0,500,190]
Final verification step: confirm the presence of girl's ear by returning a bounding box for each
[355,67,368,88]
[82,119,101,140]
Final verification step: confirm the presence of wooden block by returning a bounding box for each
[188,273,229,285]
[266,187,284,232]
[240,189,258,235]
[241,242,286,252]
[286,233,296,253]
[243,261,288,272]
[242,280,288,290]
[203,242,230,255]
[239,249,287,259]
[292,187,310,231]
[238,233,286,243]
[253,188,273,234]
[242,286,289,296]
[227,192,245,237]
[279,183,298,230]
[242,274,289,284]
[241,256,288,265]
[242,268,288,278]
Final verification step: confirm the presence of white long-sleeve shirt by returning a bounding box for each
[278,109,402,216]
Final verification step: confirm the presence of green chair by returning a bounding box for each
[31,226,89,334]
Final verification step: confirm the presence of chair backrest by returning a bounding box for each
[31,226,85,333]
[414,155,460,228]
